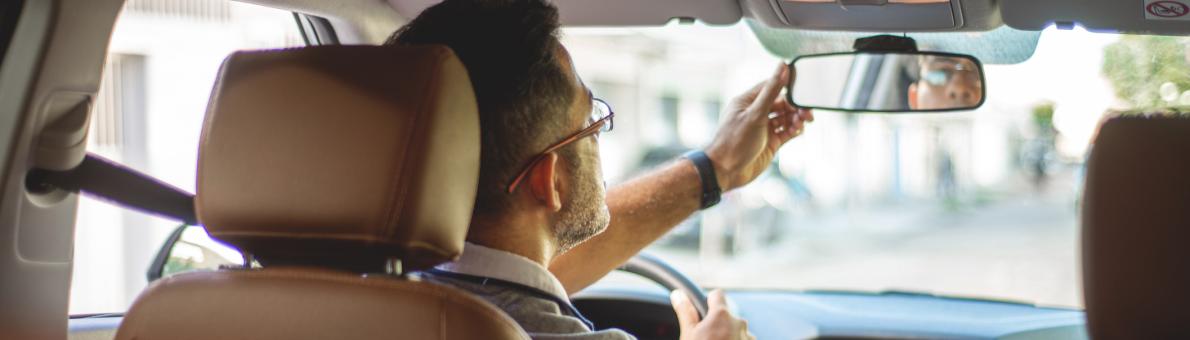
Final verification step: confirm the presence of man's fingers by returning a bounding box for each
[780,97,797,114]
[792,116,805,138]
[733,78,769,107]
[769,98,797,122]
[738,319,754,340]
[769,99,807,144]
[757,63,797,112]
[789,62,798,90]
[706,289,729,311]
[747,63,789,113]
[770,112,794,136]
[768,97,795,127]
[774,115,801,145]
[670,290,700,335]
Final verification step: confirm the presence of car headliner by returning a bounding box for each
[238,0,1189,49]
[389,0,1190,35]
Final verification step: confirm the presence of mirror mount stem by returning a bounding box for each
[854,34,918,53]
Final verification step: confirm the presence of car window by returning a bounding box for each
[564,23,1187,309]
[69,0,303,315]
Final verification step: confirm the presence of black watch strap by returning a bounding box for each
[683,150,722,209]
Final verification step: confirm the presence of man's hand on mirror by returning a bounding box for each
[705,62,814,192]
[551,64,813,295]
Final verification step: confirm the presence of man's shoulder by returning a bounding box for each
[418,271,572,323]
[417,271,635,340]
[419,271,555,311]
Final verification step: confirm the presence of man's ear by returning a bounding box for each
[528,152,563,212]
[908,83,919,110]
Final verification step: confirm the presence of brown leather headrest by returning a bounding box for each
[1082,114,1190,339]
[196,45,479,271]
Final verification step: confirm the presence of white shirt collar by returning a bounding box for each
[435,242,570,301]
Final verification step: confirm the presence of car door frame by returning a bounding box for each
[0,0,126,338]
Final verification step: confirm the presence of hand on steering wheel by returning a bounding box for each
[618,253,709,317]
[617,253,753,340]
[673,290,755,340]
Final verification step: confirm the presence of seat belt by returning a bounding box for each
[26,153,198,225]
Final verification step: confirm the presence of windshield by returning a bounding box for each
[564,23,1187,309]
[71,6,1189,314]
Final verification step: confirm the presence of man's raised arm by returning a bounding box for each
[550,63,814,294]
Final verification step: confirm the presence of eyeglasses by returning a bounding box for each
[506,98,614,193]
[923,60,976,86]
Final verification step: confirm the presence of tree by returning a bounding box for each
[1031,101,1055,135]
[1102,36,1190,109]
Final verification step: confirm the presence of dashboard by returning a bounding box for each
[70,285,1086,340]
[573,286,1087,340]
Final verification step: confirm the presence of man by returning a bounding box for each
[908,55,983,110]
[387,1,812,339]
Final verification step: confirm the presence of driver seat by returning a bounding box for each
[1082,113,1190,339]
[115,45,529,340]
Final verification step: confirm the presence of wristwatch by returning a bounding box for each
[682,150,722,209]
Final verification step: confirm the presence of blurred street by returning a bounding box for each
[648,171,1082,308]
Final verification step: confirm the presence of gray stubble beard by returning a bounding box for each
[552,163,611,256]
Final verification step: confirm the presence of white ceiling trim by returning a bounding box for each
[1002,0,1190,36]
[389,0,743,27]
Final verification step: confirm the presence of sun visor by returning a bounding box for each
[748,21,1042,64]
[742,0,1003,32]
[1002,0,1190,36]
[779,0,960,31]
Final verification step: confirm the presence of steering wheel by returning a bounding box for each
[617,253,710,318]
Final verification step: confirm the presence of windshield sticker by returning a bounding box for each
[1145,0,1189,20]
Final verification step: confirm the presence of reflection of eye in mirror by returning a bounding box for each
[923,70,950,86]
[789,52,985,113]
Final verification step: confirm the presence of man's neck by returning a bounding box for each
[466,212,557,266]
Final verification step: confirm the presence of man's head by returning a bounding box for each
[386,0,610,254]
[908,56,983,110]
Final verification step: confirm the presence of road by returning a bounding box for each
[647,191,1083,308]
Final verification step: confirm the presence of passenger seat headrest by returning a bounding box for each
[1082,114,1190,339]
[196,45,479,271]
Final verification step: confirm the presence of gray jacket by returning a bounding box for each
[419,271,635,340]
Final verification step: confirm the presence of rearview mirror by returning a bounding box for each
[788,52,985,113]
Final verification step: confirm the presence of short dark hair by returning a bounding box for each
[385,0,577,216]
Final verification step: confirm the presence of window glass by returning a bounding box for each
[70,0,303,315]
[562,24,1186,309]
[69,8,1189,314]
